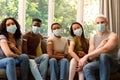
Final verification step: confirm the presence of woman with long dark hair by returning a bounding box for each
[0,17,29,80]
[69,22,89,80]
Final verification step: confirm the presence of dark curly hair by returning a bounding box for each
[70,22,89,54]
[0,17,22,40]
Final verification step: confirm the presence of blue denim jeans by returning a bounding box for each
[83,53,119,80]
[15,54,29,80]
[0,58,17,80]
[49,58,69,80]
[33,54,49,80]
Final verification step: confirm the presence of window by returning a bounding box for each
[54,0,77,38]
[0,0,99,38]
[26,0,48,36]
[84,0,99,38]
[0,0,18,20]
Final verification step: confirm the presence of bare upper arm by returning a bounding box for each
[0,39,14,56]
[68,40,75,53]
[88,35,95,53]
[47,39,53,56]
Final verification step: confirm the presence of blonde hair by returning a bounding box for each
[95,14,108,22]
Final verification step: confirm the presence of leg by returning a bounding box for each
[29,59,43,80]
[78,71,84,80]
[99,54,118,80]
[59,58,69,80]
[35,54,49,80]
[0,58,17,80]
[69,58,77,80]
[17,54,29,80]
[83,61,99,80]
[49,58,59,80]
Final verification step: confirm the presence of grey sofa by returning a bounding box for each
[0,37,120,80]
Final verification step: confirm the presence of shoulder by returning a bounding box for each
[0,35,7,43]
[23,31,31,36]
[0,34,7,40]
[23,31,32,39]
[109,32,118,39]
[47,37,53,41]
[47,37,53,43]
[47,37,53,44]
[90,34,95,40]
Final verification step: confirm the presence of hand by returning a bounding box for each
[77,51,86,57]
[79,55,88,67]
[75,66,83,72]
[8,41,16,49]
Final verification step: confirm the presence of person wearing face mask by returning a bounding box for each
[79,15,120,80]
[47,23,69,80]
[0,17,29,80]
[68,22,89,80]
[23,18,49,80]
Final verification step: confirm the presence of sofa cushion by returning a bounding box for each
[41,37,47,53]
[36,43,43,57]
[0,67,21,79]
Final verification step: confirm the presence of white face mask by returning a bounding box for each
[7,25,17,34]
[32,26,40,34]
[53,29,61,36]
[73,28,82,36]
[96,24,106,32]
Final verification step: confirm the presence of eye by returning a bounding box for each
[101,21,105,24]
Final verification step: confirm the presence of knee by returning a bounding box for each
[20,54,29,59]
[19,54,29,62]
[83,65,89,73]
[70,58,76,64]
[49,58,57,63]
[61,58,69,63]
[83,63,93,74]
[7,58,14,62]
[42,54,49,59]
[6,58,15,64]
[100,54,109,61]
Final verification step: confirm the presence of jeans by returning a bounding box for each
[0,58,17,80]
[30,54,49,80]
[49,58,69,80]
[83,53,119,80]
[15,54,29,80]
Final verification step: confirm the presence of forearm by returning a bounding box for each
[11,47,21,55]
[88,47,108,60]
[69,52,80,62]
[49,54,64,59]
[7,52,19,57]
[56,53,67,57]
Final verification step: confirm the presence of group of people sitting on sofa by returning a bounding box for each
[0,14,120,80]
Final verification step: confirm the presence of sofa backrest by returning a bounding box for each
[41,37,47,53]
[118,49,120,60]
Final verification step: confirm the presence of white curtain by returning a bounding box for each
[100,0,120,48]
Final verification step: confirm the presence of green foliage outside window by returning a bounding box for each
[0,0,99,39]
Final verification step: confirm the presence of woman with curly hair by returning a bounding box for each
[0,17,29,80]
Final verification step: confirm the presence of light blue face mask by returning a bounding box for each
[96,24,106,32]
[39,28,43,34]
[73,28,82,36]
[32,26,40,34]
[53,29,61,36]
[7,25,17,34]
